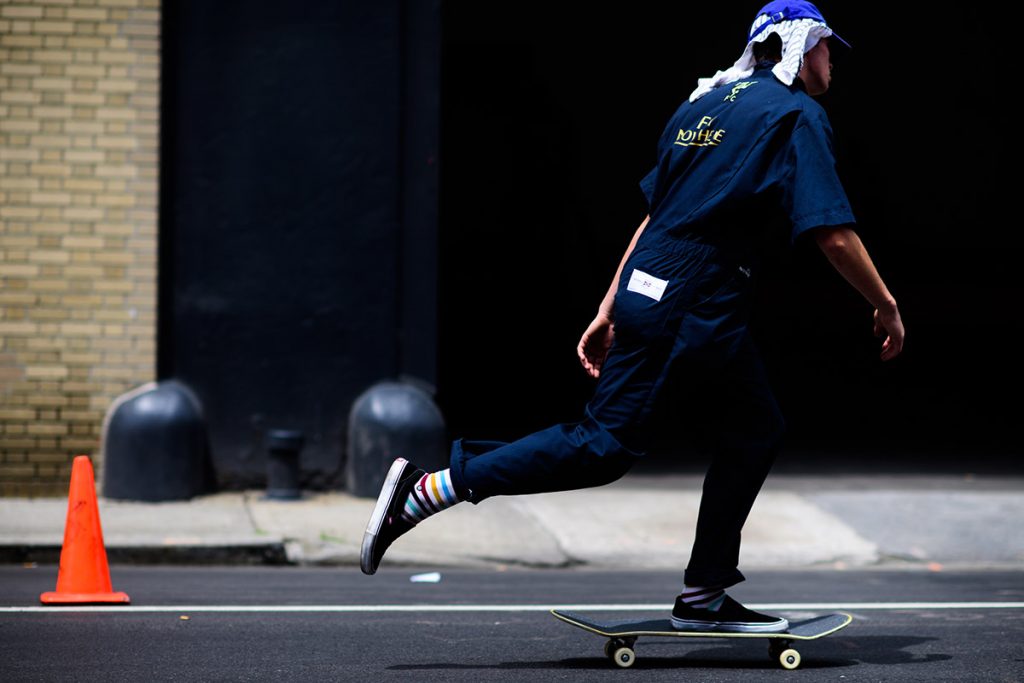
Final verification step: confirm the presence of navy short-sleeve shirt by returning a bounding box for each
[638,62,854,259]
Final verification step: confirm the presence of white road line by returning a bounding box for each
[1,602,1023,613]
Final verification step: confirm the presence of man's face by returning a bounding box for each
[799,38,832,96]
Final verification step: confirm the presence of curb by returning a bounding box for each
[0,542,290,566]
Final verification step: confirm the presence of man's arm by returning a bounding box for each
[598,213,651,320]
[813,225,905,361]
[577,214,651,377]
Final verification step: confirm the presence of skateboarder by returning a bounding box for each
[362,0,905,634]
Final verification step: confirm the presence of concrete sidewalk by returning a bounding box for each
[2,473,1023,571]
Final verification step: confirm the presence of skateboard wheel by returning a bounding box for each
[612,646,635,668]
[603,640,615,659]
[778,648,801,670]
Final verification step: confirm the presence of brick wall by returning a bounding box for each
[0,0,159,496]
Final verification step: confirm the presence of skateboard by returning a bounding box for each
[551,609,852,670]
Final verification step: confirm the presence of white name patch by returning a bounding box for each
[626,269,668,302]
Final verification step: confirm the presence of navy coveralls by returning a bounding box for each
[448,62,856,589]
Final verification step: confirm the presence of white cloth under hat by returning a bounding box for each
[688,17,833,102]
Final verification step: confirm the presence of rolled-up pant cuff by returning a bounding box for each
[448,437,480,503]
[683,567,745,590]
[447,413,638,506]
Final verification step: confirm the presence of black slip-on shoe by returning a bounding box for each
[671,594,789,633]
[360,458,425,575]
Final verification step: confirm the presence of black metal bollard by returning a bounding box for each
[346,380,447,498]
[102,380,214,501]
[265,429,304,500]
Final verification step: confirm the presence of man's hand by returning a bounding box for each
[814,226,905,362]
[577,312,614,378]
[873,303,905,361]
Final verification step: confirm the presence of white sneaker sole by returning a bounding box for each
[670,616,789,633]
[360,457,409,575]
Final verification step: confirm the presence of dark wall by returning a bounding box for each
[160,1,1018,488]
[438,3,1020,470]
[160,1,439,487]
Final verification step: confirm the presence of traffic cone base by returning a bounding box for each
[40,591,131,605]
[40,455,131,605]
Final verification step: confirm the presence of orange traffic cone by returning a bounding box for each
[40,455,130,605]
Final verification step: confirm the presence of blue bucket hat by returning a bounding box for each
[749,1,851,49]
[689,0,849,101]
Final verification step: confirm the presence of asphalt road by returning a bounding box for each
[2,566,1023,681]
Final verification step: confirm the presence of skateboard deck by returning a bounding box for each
[551,609,852,669]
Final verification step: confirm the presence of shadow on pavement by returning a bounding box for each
[837,635,952,666]
[389,634,950,671]
[389,657,856,671]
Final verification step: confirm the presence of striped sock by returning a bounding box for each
[401,469,461,524]
[679,584,727,611]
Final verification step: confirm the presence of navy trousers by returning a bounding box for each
[448,241,785,589]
